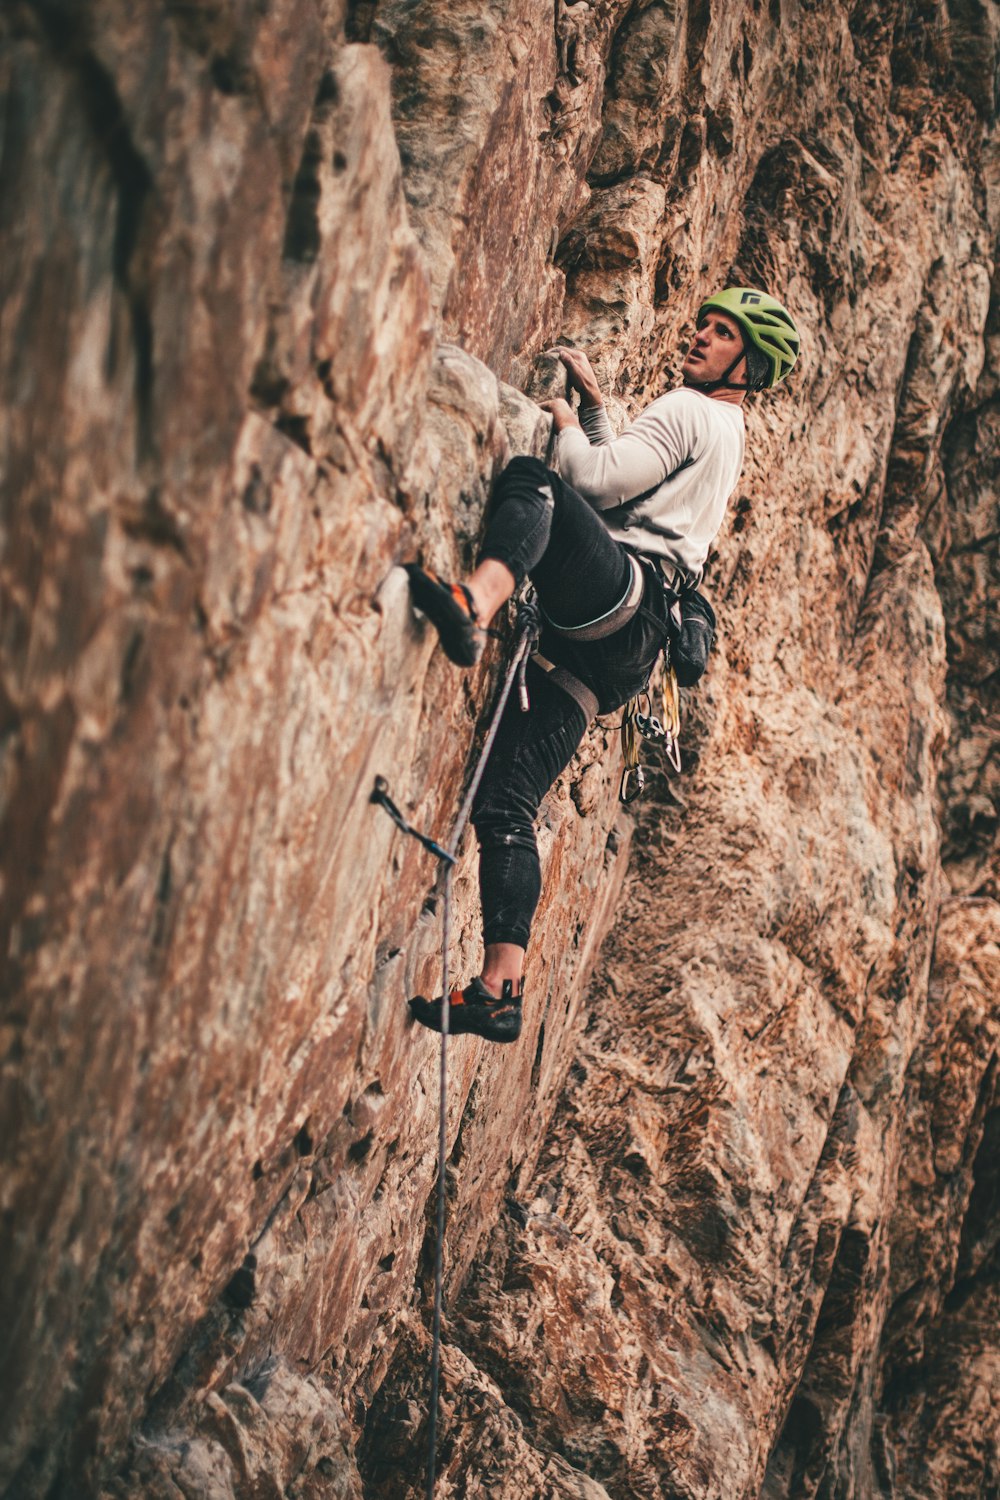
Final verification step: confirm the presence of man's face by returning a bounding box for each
[681,310,747,387]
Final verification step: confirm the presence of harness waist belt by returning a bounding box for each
[530,654,599,722]
[543,553,644,643]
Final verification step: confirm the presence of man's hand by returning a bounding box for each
[550,346,604,408]
[538,397,581,432]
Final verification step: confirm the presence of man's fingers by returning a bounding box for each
[536,396,580,431]
[555,348,597,391]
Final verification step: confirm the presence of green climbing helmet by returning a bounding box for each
[696,287,800,387]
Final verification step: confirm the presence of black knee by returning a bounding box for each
[493,455,557,506]
[498,454,553,484]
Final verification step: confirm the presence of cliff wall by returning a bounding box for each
[1,1,997,1497]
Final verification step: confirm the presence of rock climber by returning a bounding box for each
[406,288,800,1043]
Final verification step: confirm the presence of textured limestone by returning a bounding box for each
[1,6,629,1493]
[878,898,1000,1498]
[1,0,999,1497]
[937,267,1000,902]
[346,3,1000,1498]
[107,1359,363,1500]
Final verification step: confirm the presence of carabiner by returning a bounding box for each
[619,763,645,804]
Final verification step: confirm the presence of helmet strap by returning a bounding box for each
[684,346,749,394]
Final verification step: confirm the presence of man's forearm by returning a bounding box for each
[580,402,615,447]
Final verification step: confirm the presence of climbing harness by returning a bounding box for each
[370,590,542,1499]
[537,549,691,802]
[534,545,693,804]
[528,651,598,721]
[619,662,682,802]
[541,552,645,642]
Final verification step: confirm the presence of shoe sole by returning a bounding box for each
[409,997,521,1044]
[404,565,483,667]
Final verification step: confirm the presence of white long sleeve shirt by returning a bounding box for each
[555,388,745,580]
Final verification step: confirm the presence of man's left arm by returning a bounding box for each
[547,392,701,512]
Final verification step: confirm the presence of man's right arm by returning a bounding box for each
[548,346,616,446]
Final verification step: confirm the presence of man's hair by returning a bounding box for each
[743,344,770,392]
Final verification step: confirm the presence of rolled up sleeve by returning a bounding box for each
[556,392,701,511]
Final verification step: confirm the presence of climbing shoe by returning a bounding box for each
[404,563,483,667]
[409,976,523,1044]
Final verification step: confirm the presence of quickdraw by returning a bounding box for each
[619,661,682,803]
[370,777,456,865]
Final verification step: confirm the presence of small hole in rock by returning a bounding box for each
[348,1131,374,1164]
[223,1254,257,1309]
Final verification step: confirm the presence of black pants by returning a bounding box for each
[471,456,667,949]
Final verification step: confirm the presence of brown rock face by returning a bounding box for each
[1,2,997,1498]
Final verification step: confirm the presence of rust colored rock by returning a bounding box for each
[1,0,998,1497]
[104,1358,363,1499]
[877,898,1000,1499]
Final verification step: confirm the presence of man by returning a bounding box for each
[405,288,800,1043]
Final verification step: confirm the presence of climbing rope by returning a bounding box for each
[371,590,541,1498]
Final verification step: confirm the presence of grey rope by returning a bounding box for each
[371,591,542,1496]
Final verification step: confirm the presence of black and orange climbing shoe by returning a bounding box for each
[409,976,523,1043]
[404,563,483,668]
